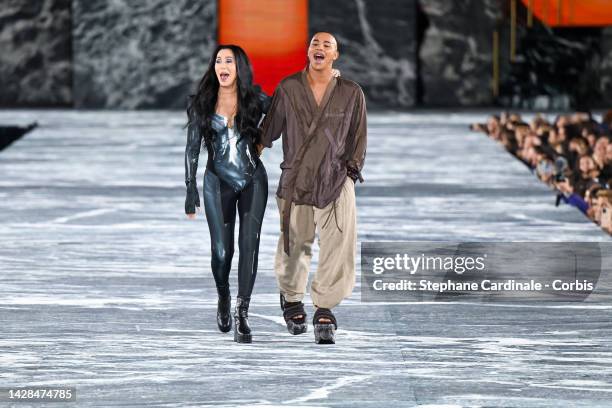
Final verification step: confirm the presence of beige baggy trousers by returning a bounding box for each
[274,177,357,309]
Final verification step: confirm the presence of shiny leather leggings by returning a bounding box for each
[203,161,268,300]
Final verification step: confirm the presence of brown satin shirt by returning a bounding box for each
[260,70,367,254]
[260,70,367,206]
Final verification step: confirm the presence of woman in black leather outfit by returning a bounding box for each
[184,45,270,343]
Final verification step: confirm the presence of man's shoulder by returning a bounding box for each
[336,77,365,97]
[278,72,303,89]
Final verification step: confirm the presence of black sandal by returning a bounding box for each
[280,294,307,335]
[313,307,337,344]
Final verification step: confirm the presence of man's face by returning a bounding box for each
[308,32,339,71]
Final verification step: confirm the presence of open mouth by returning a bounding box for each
[219,72,230,82]
[313,52,325,62]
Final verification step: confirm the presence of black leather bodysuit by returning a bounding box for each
[185,94,270,299]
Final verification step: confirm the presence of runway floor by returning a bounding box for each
[0,110,611,407]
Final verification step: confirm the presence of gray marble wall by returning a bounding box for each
[419,0,502,107]
[309,0,417,109]
[1,0,610,109]
[498,24,604,110]
[0,0,72,107]
[72,0,217,109]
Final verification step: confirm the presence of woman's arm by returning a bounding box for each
[184,121,202,216]
[558,189,590,216]
[258,92,272,115]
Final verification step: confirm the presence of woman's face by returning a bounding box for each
[215,48,237,88]
[558,127,567,140]
[579,156,595,174]
[595,138,609,155]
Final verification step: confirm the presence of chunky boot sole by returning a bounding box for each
[234,329,252,343]
[314,323,336,344]
[233,297,251,343]
[286,320,307,335]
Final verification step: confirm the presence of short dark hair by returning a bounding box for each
[310,31,340,52]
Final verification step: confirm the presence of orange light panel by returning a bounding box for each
[218,0,309,94]
[522,0,612,26]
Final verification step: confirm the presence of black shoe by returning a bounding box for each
[217,294,232,333]
[234,297,252,343]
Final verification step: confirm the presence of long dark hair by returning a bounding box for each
[187,44,262,150]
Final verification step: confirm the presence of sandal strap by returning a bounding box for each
[283,302,306,322]
[313,307,337,329]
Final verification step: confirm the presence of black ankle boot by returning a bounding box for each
[234,297,252,343]
[217,294,232,333]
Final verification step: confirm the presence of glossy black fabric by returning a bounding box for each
[185,92,270,213]
[208,113,259,192]
[184,92,271,299]
[203,159,267,299]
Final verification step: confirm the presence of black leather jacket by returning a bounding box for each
[185,93,271,213]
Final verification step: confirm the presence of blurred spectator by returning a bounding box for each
[597,189,612,234]
[602,110,612,134]
[593,137,609,172]
[574,155,601,198]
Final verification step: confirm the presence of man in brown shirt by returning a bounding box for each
[259,32,367,344]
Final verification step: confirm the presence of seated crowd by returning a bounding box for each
[472,111,612,235]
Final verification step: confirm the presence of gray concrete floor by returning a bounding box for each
[0,110,611,407]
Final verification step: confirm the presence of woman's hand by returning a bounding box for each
[186,207,200,219]
[555,179,573,194]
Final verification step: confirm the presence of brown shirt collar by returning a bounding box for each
[300,69,337,113]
